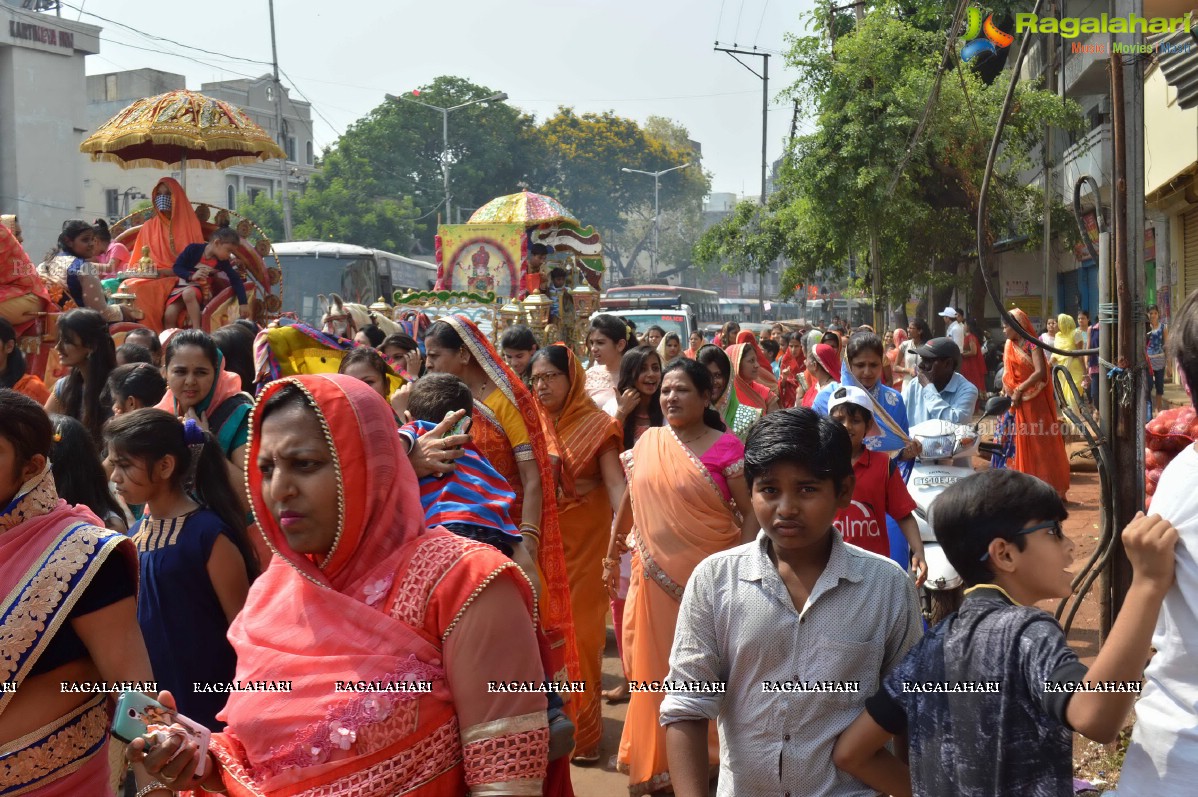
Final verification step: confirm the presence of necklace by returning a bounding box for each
[471,377,490,397]
[678,427,709,445]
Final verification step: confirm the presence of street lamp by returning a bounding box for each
[620,162,690,277]
[385,91,509,222]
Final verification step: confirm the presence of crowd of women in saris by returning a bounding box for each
[1,281,1089,796]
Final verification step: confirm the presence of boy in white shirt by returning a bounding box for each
[1116,287,1198,793]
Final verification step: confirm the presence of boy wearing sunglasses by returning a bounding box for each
[832,468,1178,796]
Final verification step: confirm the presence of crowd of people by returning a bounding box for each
[4,218,1198,797]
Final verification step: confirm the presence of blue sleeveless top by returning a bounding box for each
[133,507,240,731]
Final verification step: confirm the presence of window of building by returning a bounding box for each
[105,189,119,218]
[306,140,314,166]
[248,187,263,203]
[227,185,236,209]
[285,136,297,162]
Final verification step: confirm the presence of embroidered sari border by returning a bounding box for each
[0,523,126,716]
[460,711,546,745]
[0,694,108,796]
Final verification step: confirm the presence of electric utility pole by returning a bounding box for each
[715,44,769,304]
[268,0,292,240]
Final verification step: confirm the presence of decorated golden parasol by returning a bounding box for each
[80,89,285,177]
[468,190,579,226]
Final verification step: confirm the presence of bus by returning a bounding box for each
[272,241,437,325]
[719,298,763,323]
[601,284,720,324]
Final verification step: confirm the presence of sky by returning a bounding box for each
[72,0,819,199]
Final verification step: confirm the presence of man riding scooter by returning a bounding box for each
[903,337,979,426]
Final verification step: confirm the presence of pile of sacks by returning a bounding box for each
[1145,406,1198,507]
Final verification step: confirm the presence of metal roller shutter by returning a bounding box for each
[1184,207,1198,298]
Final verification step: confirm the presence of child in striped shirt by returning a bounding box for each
[401,371,574,758]
[399,372,540,597]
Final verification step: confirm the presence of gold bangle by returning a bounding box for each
[602,557,619,569]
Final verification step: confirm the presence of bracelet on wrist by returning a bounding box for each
[135,783,171,797]
[602,557,619,569]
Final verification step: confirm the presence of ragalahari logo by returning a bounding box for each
[960,6,1015,62]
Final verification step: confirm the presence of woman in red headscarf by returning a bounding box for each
[777,332,807,408]
[129,374,550,796]
[1003,308,1070,499]
[722,342,777,439]
[123,178,207,332]
[802,342,842,410]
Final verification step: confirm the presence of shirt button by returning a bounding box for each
[784,734,791,741]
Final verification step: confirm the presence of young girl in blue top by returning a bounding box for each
[104,408,260,731]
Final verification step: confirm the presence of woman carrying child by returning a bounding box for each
[105,409,259,731]
[423,315,579,794]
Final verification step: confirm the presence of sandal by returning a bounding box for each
[602,684,630,703]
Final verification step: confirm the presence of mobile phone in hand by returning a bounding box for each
[111,692,210,777]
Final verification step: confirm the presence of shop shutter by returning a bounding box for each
[1184,207,1198,298]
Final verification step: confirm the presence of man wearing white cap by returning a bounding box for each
[938,306,965,350]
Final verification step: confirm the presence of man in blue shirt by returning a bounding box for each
[902,337,978,426]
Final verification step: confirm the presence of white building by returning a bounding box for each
[83,68,317,233]
[1,1,100,256]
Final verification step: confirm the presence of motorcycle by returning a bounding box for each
[909,395,1012,623]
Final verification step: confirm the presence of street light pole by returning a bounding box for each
[386,91,509,222]
[621,162,690,278]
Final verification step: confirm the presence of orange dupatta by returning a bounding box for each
[208,375,544,797]
[440,316,581,693]
[735,329,778,392]
[617,426,740,792]
[536,345,620,759]
[126,177,205,332]
[1004,308,1070,498]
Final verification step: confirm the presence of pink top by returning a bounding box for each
[699,432,745,503]
[96,241,130,274]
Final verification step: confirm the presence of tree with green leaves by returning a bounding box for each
[537,110,709,281]
[295,76,541,251]
[698,6,1082,319]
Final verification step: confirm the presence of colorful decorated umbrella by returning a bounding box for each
[80,89,285,170]
[467,191,579,226]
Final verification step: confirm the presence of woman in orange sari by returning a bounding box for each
[1003,308,1070,499]
[605,358,758,795]
[530,344,625,764]
[0,220,52,332]
[124,178,206,332]
[130,374,549,796]
[422,316,578,794]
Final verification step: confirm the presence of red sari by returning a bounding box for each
[197,374,548,797]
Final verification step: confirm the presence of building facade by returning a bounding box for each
[83,68,317,233]
[1,0,100,256]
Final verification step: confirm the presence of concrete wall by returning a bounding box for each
[1145,63,1198,196]
[0,4,100,256]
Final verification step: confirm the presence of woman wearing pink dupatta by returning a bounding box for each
[134,374,548,797]
[0,390,150,797]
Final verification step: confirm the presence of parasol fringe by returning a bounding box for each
[81,132,283,157]
[86,153,277,170]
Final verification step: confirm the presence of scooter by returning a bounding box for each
[909,395,1012,623]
